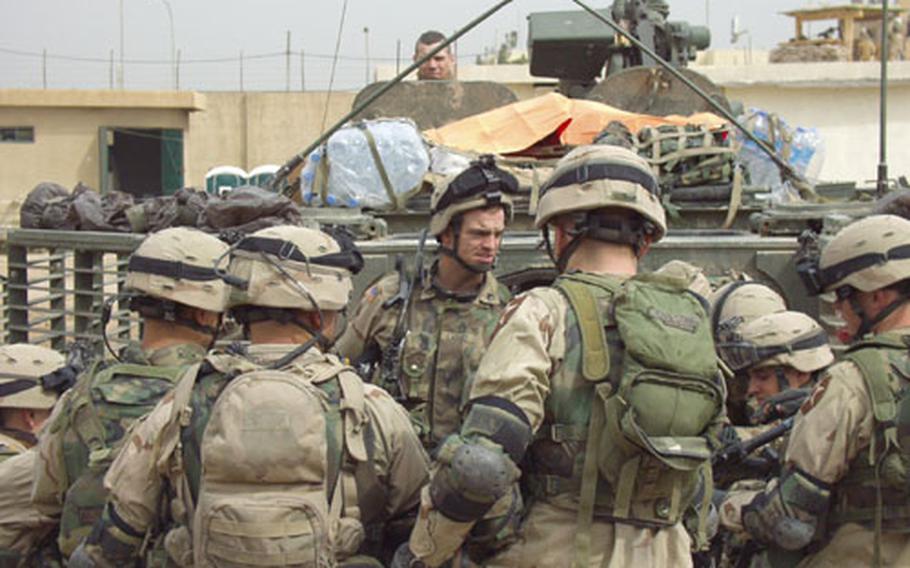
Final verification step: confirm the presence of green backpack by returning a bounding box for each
[555,272,724,564]
[54,361,198,556]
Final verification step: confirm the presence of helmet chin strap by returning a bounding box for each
[773,367,790,394]
[438,228,496,274]
[852,294,909,339]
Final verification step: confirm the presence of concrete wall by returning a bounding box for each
[186,91,356,188]
[695,61,910,183]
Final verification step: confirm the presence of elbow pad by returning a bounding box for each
[429,435,520,523]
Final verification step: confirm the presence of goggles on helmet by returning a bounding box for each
[431,155,520,215]
[232,234,364,275]
[717,328,829,372]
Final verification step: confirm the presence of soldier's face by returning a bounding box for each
[746,366,809,405]
[415,42,455,80]
[443,207,505,269]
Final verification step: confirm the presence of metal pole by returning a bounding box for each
[300,49,305,91]
[176,49,181,90]
[364,26,371,85]
[109,49,114,89]
[270,0,516,193]
[161,0,176,90]
[878,0,890,196]
[570,0,809,188]
[42,49,47,89]
[286,30,291,92]
[119,0,125,89]
[240,50,244,91]
[396,39,401,75]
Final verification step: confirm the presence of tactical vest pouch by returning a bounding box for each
[192,370,336,567]
[829,337,910,534]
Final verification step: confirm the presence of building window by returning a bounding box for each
[0,127,35,143]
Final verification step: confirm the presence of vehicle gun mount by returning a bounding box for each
[528,0,711,99]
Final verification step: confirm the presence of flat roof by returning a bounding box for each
[0,89,206,111]
[783,5,908,21]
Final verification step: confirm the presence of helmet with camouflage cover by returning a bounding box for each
[0,344,65,410]
[709,280,787,343]
[534,145,666,239]
[429,154,517,237]
[816,214,910,294]
[717,311,833,373]
[655,260,712,298]
[227,225,363,312]
[126,227,230,313]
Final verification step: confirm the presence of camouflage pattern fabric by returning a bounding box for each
[741,328,910,566]
[336,270,511,451]
[31,342,206,558]
[0,450,57,562]
[83,344,429,566]
[410,281,694,567]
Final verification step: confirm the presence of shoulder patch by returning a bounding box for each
[490,295,529,340]
[800,375,832,415]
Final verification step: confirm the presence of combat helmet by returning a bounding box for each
[226,225,363,337]
[655,260,712,299]
[535,145,666,270]
[709,280,787,344]
[717,311,833,374]
[0,344,66,410]
[798,214,910,337]
[122,227,231,339]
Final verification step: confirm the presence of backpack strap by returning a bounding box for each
[555,274,621,383]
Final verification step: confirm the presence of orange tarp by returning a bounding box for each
[423,92,729,154]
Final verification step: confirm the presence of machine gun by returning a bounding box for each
[355,230,429,401]
[713,388,811,486]
[528,0,711,97]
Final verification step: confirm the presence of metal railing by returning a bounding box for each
[2,230,145,354]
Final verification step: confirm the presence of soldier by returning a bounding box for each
[0,344,65,458]
[414,30,455,80]
[31,227,230,560]
[399,145,726,567]
[72,225,429,567]
[655,259,712,299]
[336,156,514,451]
[709,280,789,425]
[719,311,833,411]
[714,311,834,542]
[740,214,910,566]
[0,344,65,564]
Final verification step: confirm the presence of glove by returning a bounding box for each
[67,543,97,568]
[390,542,426,568]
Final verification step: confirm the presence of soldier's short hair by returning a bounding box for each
[415,30,449,53]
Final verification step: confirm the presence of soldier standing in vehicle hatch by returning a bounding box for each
[335,156,515,452]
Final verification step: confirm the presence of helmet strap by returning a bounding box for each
[773,367,790,394]
[854,294,909,338]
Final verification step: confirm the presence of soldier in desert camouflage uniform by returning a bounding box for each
[397,145,727,567]
[0,344,65,565]
[31,227,230,561]
[336,156,514,451]
[72,225,429,567]
[740,214,910,567]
